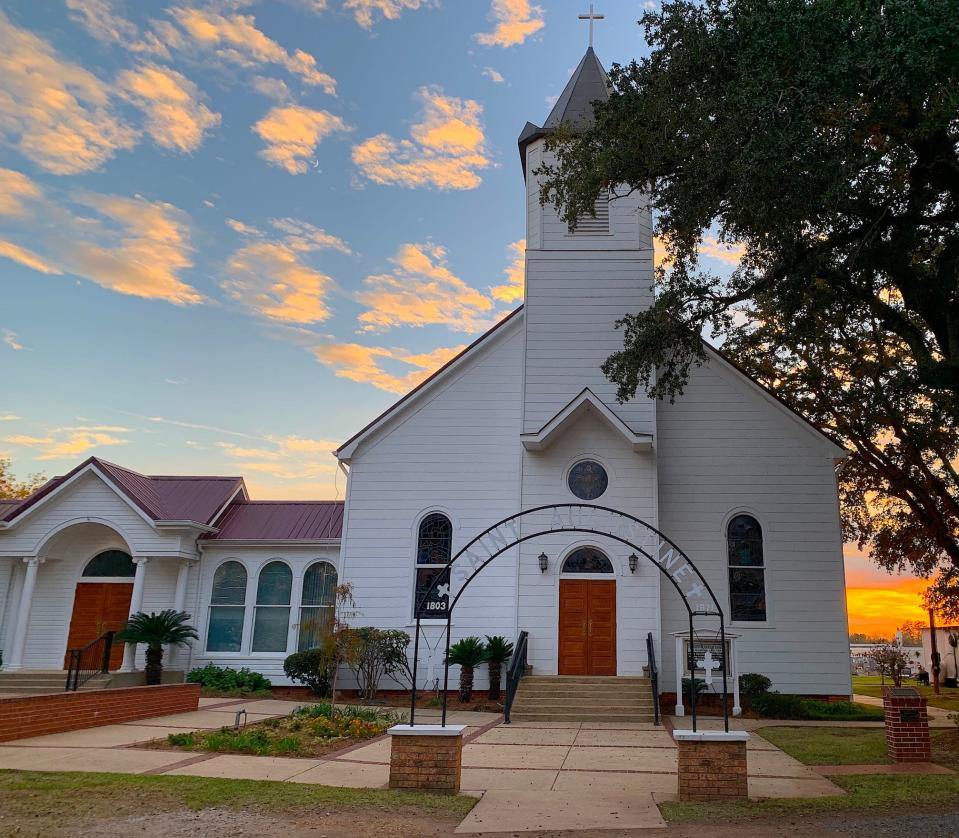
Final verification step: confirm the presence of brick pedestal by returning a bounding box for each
[674,730,749,801]
[882,686,931,762]
[388,724,465,793]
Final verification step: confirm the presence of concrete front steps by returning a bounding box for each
[510,676,657,723]
[0,671,111,695]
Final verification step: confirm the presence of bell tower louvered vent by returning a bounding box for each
[571,189,610,235]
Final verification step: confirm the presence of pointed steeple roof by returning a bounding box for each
[543,47,610,130]
[517,47,610,168]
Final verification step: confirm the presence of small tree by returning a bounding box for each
[484,635,514,702]
[117,610,198,685]
[0,457,45,500]
[446,636,487,703]
[867,644,908,687]
[345,627,412,702]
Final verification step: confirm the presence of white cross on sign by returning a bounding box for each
[578,4,605,48]
[695,650,721,687]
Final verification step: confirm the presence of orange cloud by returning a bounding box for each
[475,0,545,48]
[0,12,137,174]
[254,106,349,174]
[218,434,339,487]
[117,64,220,153]
[312,341,465,394]
[0,168,43,217]
[0,240,61,275]
[352,87,491,190]
[170,7,336,94]
[357,242,494,333]
[482,67,506,83]
[490,239,526,303]
[699,236,746,265]
[222,218,348,324]
[3,426,131,460]
[344,0,432,29]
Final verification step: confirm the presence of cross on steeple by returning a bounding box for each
[578,4,605,49]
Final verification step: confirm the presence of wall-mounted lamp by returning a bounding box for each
[628,553,639,574]
[538,552,549,573]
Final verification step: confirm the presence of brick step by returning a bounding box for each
[518,686,653,697]
[511,703,655,714]
[522,676,650,685]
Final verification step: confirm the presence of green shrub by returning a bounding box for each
[292,702,403,726]
[749,690,808,719]
[681,677,708,696]
[186,664,271,695]
[167,732,197,747]
[739,672,772,698]
[283,649,333,696]
[803,700,884,722]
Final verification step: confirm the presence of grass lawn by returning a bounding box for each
[661,773,959,822]
[758,726,892,765]
[852,675,959,712]
[0,770,475,837]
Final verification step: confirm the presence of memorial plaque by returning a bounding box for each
[892,687,919,697]
[900,708,920,722]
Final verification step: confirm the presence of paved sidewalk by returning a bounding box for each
[853,692,954,724]
[0,700,843,825]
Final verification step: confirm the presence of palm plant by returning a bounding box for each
[446,636,487,703]
[117,610,198,685]
[484,635,514,702]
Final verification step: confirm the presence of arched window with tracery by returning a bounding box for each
[727,514,767,621]
[252,561,293,652]
[414,513,452,618]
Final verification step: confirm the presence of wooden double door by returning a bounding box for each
[63,582,133,670]
[558,579,616,676]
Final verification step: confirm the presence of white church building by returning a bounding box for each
[0,49,852,703]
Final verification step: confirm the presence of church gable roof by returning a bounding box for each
[0,456,247,528]
[335,306,524,462]
[521,388,653,452]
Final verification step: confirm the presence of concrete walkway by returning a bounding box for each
[0,697,848,833]
[853,692,955,723]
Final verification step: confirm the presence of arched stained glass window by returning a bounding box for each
[207,561,247,652]
[727,515,767,621]
[298,561,337,651]
[414,513,452,618]
[252,561,293,652]
[562,547,614,574]
[82,550,135,577]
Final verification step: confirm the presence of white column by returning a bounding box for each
[120,557,149,672]
[168,561,191,669]
[5,557,43,672]
[674,634,685,716]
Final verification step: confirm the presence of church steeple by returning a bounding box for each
[518,48,610,167]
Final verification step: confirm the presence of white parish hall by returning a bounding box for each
[0,49,852,708]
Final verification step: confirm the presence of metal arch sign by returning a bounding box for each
[409,502,731,734]
[417,503,723,619]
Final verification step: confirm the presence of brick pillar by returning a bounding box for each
[882,686,931,762]
[673,730,749,801]
[388,724,465,793]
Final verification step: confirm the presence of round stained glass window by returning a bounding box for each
[567,460,608,500]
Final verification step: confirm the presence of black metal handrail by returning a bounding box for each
[646,632,660,726]
[503,630,528,724]
[65,631,115,691]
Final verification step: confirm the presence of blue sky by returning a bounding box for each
[0,0,667,500]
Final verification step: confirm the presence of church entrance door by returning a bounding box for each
[63,583,132,670]
[558,579,616,675]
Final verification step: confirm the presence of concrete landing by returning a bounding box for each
[454,789,665,833]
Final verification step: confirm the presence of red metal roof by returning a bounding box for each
[1,457,245,526]
[203,501,344,541]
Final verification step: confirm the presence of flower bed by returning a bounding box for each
[150,703,405,759]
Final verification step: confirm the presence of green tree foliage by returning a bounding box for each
[117,610,198,685]
[538,0,959,616]
[0,457,45,500]
[446,636,487,703]
[483,635,514,701]
[344,627,412,701]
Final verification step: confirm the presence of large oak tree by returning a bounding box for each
[538,0,959,615]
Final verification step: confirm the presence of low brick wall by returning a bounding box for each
[882,686,931,762]
[675,733,748,801]
[0,683,201,743]
[388,726,464,793]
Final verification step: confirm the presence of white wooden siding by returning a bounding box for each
[657,358,851,697]
[341,319,525,689]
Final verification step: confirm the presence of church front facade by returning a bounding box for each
[0,49,851,702]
